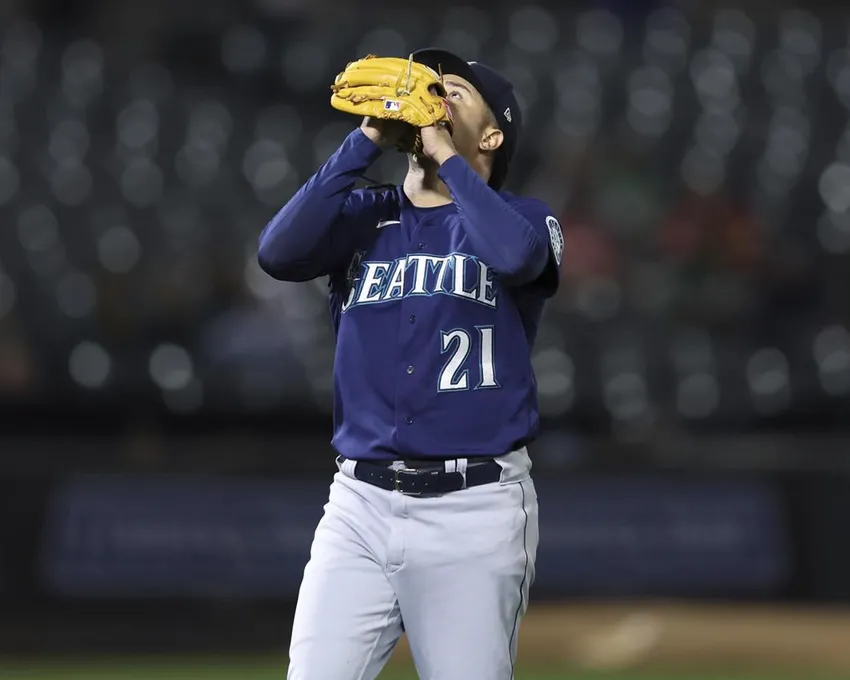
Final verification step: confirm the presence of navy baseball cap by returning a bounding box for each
[412,48,520,190]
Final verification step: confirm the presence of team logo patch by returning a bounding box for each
[383,100,401,111]
[546,216,563,266]
[346,250,364,287]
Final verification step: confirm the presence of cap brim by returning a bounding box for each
[411,49,486,99]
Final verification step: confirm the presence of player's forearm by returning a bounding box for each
[257,129,382,281]
[437,155,547,284]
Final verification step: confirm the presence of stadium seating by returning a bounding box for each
[0,5,848,435]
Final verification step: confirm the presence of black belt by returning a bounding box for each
[341,457,502,496]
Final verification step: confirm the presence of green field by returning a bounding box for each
[0,659,844,680]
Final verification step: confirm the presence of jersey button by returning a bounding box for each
[418,242,425,250]
[409,315,416,324]
[406,365,415,375]
[405,416,413,425]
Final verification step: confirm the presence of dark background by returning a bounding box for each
[1,0,850,659]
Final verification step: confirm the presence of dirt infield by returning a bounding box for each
[390,601,850,674]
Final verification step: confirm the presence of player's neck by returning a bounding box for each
[403,157,453,208]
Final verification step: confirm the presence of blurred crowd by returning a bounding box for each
[0,0,849,433]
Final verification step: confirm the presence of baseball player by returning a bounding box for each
[258,49,563,680]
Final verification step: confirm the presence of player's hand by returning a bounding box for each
[360,117,414,150]
[418,123,457,166]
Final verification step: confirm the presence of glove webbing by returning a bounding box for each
[357,56,444,191]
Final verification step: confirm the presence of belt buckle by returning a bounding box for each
[394,468,423,496]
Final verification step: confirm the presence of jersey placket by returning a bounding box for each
[393,213,432,449]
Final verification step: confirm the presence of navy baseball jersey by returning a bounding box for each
[258,129,563,461]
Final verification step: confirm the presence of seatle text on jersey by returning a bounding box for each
[342,252,498,312]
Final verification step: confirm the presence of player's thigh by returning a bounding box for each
[288,477,403,680]
[396,478,539,680]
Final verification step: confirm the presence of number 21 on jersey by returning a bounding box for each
[438,326,499,392]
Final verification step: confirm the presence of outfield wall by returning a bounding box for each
[2,472,850,655]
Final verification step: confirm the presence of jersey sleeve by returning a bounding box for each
[257,129,384,282]
[506,196,563,298]
[437,154,549,285]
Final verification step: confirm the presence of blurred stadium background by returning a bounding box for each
[2,0,850,677]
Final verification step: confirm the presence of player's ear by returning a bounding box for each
[479,127,503,153]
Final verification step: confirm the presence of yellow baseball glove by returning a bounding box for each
[330,54,452,151]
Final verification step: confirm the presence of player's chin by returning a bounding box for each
[396,126,417,153]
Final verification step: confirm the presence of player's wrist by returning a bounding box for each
[359,124,386,148]
[432,148,458,166]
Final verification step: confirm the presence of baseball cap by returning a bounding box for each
[411,48,521,190]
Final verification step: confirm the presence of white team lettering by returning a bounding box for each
[384,257,406,299]
[356,262,391,304]
[477,261,495,306]
[343,286,356,311]
[342,252,498,312]
[433,256,452,293]
[451,254,478,301]
[408,255,438,295]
